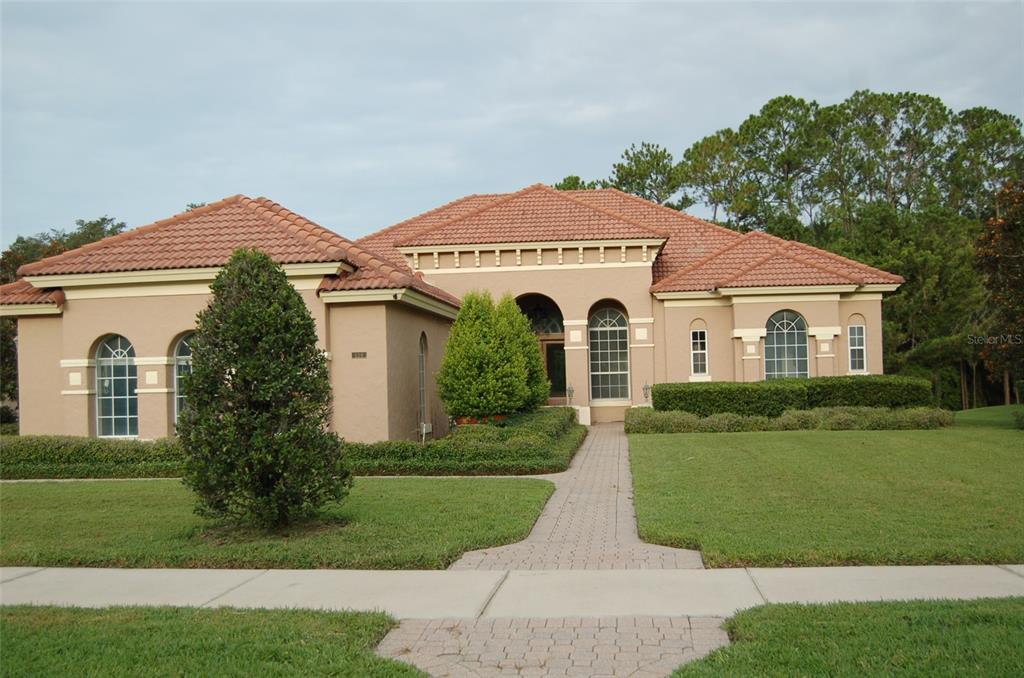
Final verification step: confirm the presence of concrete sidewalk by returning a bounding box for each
[3,564,1022,619]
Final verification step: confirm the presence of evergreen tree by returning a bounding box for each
[495,294,549,410]
[437,291,529,418]
[179,248,349,528]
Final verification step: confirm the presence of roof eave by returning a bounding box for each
[396,237,667,254]
[23,261,353,288]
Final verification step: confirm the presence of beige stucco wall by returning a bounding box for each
[419,265,658,421]
[16,316,64,436]
[657,293,889,383]
[13,280,451,441]
[385,304,451,441]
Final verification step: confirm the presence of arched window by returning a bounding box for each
[96,335,138,437]
[174,334,194,423]
[764,311,808,379]
[417,333,428,429]
[589,307,629,399]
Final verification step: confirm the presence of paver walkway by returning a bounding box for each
[376,616,729,678]
[450,423,703,571]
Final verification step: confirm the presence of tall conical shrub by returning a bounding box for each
[495,293,550,410]
[179,248,350,528]
[437,291,528,418]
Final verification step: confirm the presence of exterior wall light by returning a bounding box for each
[566,384,574,406]
[642,382,651,402]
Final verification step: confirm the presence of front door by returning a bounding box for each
[545,342,566,400]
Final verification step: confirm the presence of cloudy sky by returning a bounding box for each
[2,1,1021,247]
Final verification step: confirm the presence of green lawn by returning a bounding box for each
[675,598,1024,677]
[631,405,1024,567]
[955,404,1024,429]
[0,606,422,677]
[0,477,552,569]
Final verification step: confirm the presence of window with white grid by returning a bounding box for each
[95,335,138,437]
[849,325,866,372]
[174,334,193,424]
[691,329,708,375]
[764,311,808,379]
[589,307,629,400]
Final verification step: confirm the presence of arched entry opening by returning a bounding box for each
[516,293,566,403]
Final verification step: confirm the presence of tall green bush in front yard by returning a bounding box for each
[438,291,542,418]
[496,293,550,410]
[179,248,350,528]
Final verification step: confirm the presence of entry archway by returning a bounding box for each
[516,293,566,402]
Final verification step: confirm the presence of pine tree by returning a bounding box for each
[179,248,350,528]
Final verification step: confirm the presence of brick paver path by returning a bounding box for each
[450,423,703,570]
[377,615,729,678]
[380,424,719,676]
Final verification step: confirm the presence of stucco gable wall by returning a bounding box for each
[17,316,64,436]
[384,304,451,442]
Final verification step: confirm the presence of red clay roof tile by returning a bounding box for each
[13,195,459,308]
[394,184,666,247]
[0,279,65,305]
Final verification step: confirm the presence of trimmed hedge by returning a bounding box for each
[652,376,933,417]
[0,407,589,479]
[345,407,587,475]
[625,406,954,434]
[0,435,185,479]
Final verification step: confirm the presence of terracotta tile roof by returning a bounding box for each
[393,184,666,247]
[13,195,459,308]
[0,279,64,306]
[358,184,901,294]
[650,231,904,292]
[357,194,503,266]
[18,195,360,277]
[565,189,742,282]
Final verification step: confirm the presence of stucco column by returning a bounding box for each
[563,320,591,424]
[808,326,840,378]
[136,359,173,439]
[733,329,766,382]
[629,317,655,406]
[61,363,93,437]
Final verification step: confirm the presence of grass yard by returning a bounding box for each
[674,598,1024,677]
[631,405,1024,567]
[0,477,552,569]
[0,606,422,677]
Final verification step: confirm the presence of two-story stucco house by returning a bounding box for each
[0,183,902,440]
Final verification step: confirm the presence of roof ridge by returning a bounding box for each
[713,240,791,289]
[242,197,352,261]
[776,245,864,285]
[17,194,247,277]
[394,184,546,246]
[356,193,507,245]
[591,187,742,239]
[650,230,760,292]
[534,184,669,238]
[395,184,667,247]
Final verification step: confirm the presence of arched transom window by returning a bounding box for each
[174,334,194,423]
[96,335,138,437]
[589,307,629,399]
[764,311,808,379]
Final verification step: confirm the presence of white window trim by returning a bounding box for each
[95,335,139,438]
[174,335,193,425]
[588,308,631,401]
[690,329,709,378]
[848,324,868,374]
[764,311,810,380]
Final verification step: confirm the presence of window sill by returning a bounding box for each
[688,374,711,382]
[590,399,632,406]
